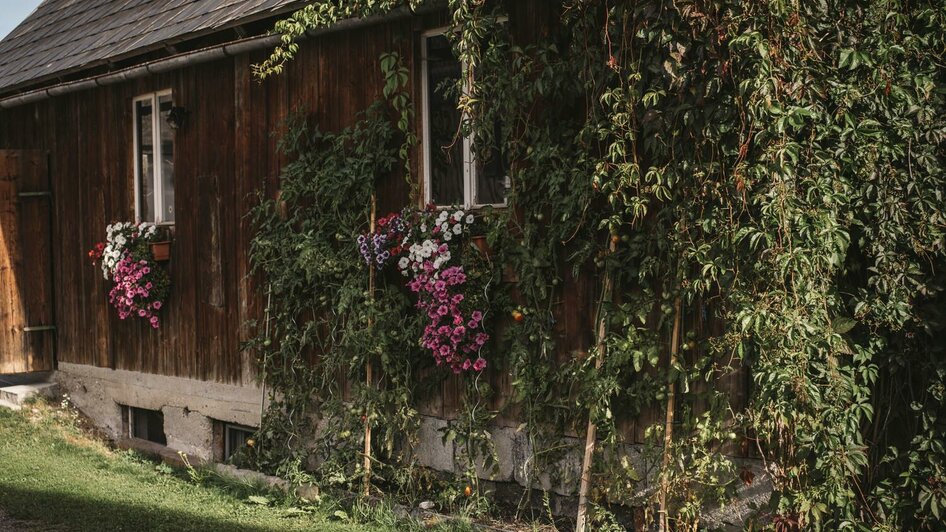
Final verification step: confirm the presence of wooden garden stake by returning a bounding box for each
[364,193,376,496]
[576,242,615,532]
[658,296,683,532]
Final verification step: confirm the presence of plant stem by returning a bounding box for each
[258,287,272,457]
[658,296,683,532]
[364,193,376,497]
[576,242,615,532]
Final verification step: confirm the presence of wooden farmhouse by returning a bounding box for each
[0,0,757,517]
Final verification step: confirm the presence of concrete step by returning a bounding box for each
[0,382,59,409]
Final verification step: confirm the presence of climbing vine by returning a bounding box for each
[250,1,946,530]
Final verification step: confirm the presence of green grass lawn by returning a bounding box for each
[0,403,417,532]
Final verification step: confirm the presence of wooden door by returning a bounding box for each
[0,150,54,374]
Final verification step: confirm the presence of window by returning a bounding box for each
[422,31,508,208]
[124,406,166,445]
[223,423,255,460]
[134,91,175,224]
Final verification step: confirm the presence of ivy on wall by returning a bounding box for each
[249,1,946,530]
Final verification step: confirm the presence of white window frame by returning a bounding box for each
[133,90,174,225]
[421,27,508,209]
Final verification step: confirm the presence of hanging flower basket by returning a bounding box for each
[150,241,171,262]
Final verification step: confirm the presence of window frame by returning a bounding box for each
[223,423,256,460]
[421,27,508,210]
[133,89,174,225]
[124,405,167,445]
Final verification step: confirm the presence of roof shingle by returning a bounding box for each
[0,0,300,95]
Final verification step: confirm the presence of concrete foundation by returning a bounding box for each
[55,362,263,461]
[55,362,768,528]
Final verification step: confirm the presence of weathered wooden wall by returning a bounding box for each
[0,3,748,451]
[0,17,421,386]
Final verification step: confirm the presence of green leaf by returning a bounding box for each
[832,317,857,334]
[247,495,272,506]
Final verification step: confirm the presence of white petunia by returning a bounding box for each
[453,210,464,221]
[444,231,453,241]
[452,224,462,235]
[465,214,474,224]
[398,257,409,270]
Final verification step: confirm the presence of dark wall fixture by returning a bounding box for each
[166,106,188,130]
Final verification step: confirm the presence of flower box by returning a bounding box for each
[91,222,171,329]
[150,241,171,262]
[471,235,492,259]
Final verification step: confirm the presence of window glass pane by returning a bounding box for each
[474,120,507,205]
[426,34,464,206]
[158,94,175,223]
[136,99,155,222]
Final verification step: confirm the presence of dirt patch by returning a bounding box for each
[0,508,64,532]
[0,509,31,531]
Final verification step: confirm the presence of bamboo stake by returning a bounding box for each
[364,193,377,497]
[658,296,683,532]
[576,242,616,532]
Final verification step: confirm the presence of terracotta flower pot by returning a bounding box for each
[471,235,492,259]
[150,241,171,262]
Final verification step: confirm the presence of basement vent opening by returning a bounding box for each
[223,423,256,461]
[123,406,166,445]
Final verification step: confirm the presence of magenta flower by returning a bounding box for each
[106,248,168,329]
